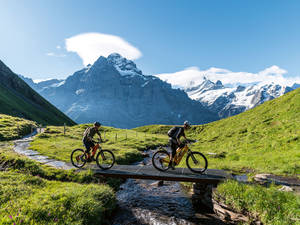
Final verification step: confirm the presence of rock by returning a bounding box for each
[254,173,300,187]
[212,198,262,224]
[254,174,273,184]
[279,185,294,192]
[207,152,226,158]
[150,180,164,187]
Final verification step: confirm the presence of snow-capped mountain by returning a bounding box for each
[21,53,218,128]
[185,78,294,118]
[156,66,300,118]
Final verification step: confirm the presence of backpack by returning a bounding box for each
[167,127,178,138]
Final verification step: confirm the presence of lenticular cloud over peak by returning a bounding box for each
[65,32,142,66]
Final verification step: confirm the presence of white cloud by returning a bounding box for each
[46,52,66,57]
[65,32,142,66]
[156,66,300,88]
[56,45,61,49]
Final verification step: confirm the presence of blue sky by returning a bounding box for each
[1,0,300,83]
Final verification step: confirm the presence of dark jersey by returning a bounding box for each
[168,127,185,139]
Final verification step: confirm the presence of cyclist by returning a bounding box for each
[82,122,103,162]
[167,121,191,169]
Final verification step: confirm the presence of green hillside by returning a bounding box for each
[0,60,76,126]
[135,88,300,176]
[0,114,37,141]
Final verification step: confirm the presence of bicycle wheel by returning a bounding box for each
[96,150,115,170]
[186,151,208,173]
[152,150,170,172]
[71,148,87,168]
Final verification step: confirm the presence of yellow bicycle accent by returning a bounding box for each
[152,143,208,173]
[161,145,189,165]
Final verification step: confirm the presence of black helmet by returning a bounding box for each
[184,121,191,128]
[94,122,101,127]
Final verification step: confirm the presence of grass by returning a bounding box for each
[0,121,167,224]
[30,124,169,165]
[0,81,76,126]
[215,180,300,225]
[135,88,300,176]
[0,171,116,225]
[0,114,36,141]
[136,89,300,224]
[0,142,122,190]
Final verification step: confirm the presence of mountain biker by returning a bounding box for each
[167,121,191,169]
[82,122,103,162]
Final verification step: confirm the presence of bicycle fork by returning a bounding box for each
[189,151,199,165]
[100,151,106,160]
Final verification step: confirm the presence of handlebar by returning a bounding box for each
[92,139,103,144]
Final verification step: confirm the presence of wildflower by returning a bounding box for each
[48,212,51,216]
[9,215,13,219]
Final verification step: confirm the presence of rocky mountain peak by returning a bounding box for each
[92,56,108,68]
[215,80,223,87]
[107,53,142,76]
[236,85,246,92]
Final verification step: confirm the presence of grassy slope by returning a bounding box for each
[135,88,300,176]
[0,114,36,141]
[30,124,168,165]
[0,141,118,224]
[135,89,300,225]
[0,171,115,225]
[0,60,75,126]
[215,180,300,225]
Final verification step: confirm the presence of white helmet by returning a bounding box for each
[184,121,191,128]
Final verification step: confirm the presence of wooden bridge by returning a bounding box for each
[94,165,230,184]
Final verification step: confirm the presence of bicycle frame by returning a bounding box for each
[161,144,191,165]
[90,142,100,157]
[90,142,108,161]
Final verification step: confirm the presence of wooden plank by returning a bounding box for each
[93,165,229,184]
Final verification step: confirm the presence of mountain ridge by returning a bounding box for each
[20,54,218,128]
[0,59,76,126]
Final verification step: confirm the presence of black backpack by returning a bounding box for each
[167,127,178,138]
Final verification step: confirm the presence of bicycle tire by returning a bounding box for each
[70,148,87,168]
[152,150,170,172]
[96,150,115,170]
[186,151,208,173]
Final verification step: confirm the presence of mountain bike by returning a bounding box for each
[152,143,208,173]
[70,139,115,170]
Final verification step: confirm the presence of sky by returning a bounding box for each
[0,0,300,85]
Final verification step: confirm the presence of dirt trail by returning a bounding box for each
[13,129,74,170]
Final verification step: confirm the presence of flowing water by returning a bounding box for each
[110,149,226,225]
